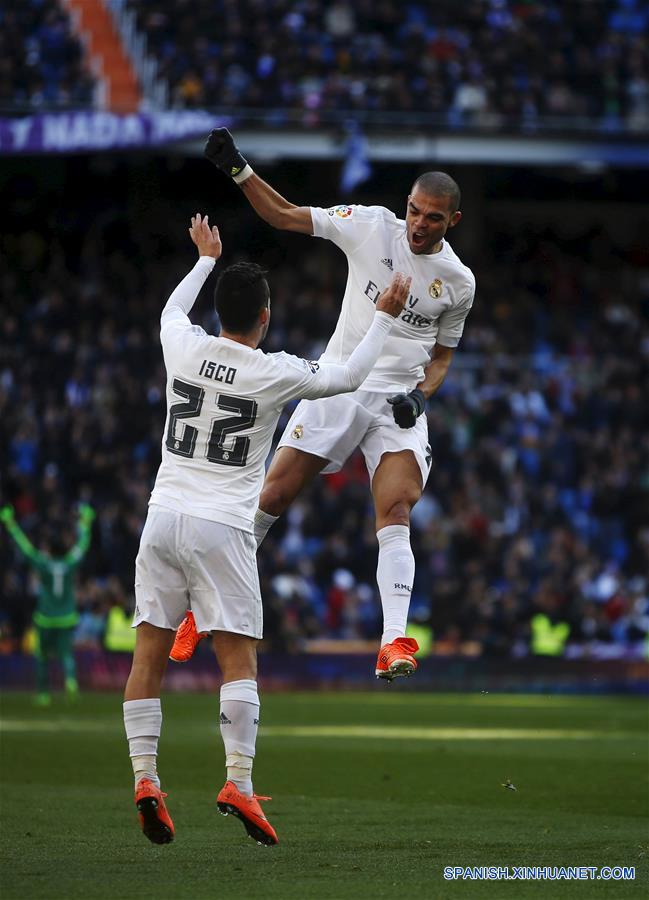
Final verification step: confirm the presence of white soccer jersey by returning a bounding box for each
[149,257,394,531]
[311,204,476,392]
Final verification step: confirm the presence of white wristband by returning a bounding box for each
[232,164,254,185]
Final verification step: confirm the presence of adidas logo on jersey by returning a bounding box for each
[380,257,393,270]
[220,712,232,725]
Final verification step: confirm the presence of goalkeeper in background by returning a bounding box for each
[1,503,95,706]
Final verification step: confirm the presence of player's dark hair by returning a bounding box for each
[412,171,461,212]
[214,262,270,333]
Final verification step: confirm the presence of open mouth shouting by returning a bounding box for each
[411,230,428,249]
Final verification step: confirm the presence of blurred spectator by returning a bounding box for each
[104,591,137,653]
[120,0,649,132]
[3,1,648,137]
[0,1,96,111]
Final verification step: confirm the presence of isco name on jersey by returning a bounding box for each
[198,358,237,383]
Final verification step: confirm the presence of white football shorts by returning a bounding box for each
[133,505,262,638]
[278,389,433,486]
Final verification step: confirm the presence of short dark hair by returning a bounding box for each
[411,171,461,213]
[213,262,269,333]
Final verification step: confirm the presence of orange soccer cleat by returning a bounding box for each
[217,781,279,846]
[135,778,174,844]
[375,637,419,681]
[169,610,208,662]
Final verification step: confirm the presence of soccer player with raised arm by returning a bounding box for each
[171,129,476,682]
[1,503,95,705]
[123,213,409,846]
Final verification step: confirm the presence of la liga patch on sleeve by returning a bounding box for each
[328,205,353,218]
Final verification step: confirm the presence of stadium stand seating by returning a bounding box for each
[123,0,649,131]
[4,0,647,133]
[66,0,141,112]
[0,1,96,111]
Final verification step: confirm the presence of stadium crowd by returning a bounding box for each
[4,0,648,135]
[0,1,96,112]
[126,0,649,130]
[1,161,648,662]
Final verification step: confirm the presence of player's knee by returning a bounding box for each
[379,499,414,528]
[220,655,257,682]
[213,633,258,681]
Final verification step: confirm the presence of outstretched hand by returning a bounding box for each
[376,272,412,318]
[78,503,96,524]
[0,505,14,524]
[189,213,222,260]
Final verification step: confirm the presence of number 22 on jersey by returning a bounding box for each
[165,377,257,467]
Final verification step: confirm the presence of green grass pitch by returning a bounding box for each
[1,690,647,899]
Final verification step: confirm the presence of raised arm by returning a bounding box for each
[204,129,313,234]
[240,174,313,233]
[0,505,47,569]
[65,503,96,566]
[161,214,222,325]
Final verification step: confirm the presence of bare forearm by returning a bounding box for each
[240,173,292,219]
[417,344,454,400]
[239,174,313,233]
[418,359,451,400]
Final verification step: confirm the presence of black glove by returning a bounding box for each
[387,388,426,428]
[204,128,249,180]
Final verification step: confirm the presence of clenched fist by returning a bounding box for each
[204,129,251,183]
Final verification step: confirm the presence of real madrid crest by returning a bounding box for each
[292,424,304,440]
[429,279,443,299]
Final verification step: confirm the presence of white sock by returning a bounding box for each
[376,525,415,646]
[254,508,278,548]
[123,698,162,789]
[220,679,260,797]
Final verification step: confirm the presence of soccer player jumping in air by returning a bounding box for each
[123,213,409,845]
[171,129,476,682]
